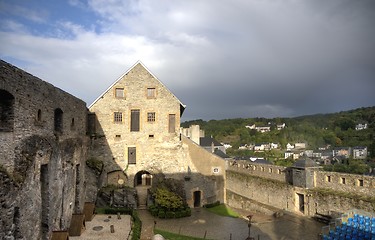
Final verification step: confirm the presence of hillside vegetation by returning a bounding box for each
[182,107,375,159]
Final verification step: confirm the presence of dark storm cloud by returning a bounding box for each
[1,0,374,120]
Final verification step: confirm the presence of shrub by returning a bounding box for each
[158,210,166,218]
[131,210,142,240]
[183,208,191,217]
[166,211,175,218]
[174,210,183,218]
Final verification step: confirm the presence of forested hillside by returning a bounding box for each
[182,106,375,158]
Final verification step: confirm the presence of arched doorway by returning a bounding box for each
[134,170,152,187]
[193,191,201,208]
[0,90,15,132]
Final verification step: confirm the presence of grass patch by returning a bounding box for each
[154,228,210,240]
[205,204,240,218]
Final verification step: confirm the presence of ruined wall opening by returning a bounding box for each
[40,164,49,240]
[0,90,15,132]
[54,108,63,133]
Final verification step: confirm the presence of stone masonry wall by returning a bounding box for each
[0,60,88,240]
[226,161,375,217]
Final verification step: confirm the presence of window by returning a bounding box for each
[269,168,273,173]
[147,112,156,122]
[278,169,282,174]
[114,112,122,123]
[37,109,42,121]
[54,108,63,133]
[70,118,75,130]
[147,88,156,98]
[358,179,364,187]
[341,177,346,184]
[115,134,121,138]
[115,88,124,98]
[128,147,136,164]
[131,109,140,131]
[149,134,154,138]
[168,114,176,133]
[326,176,331,182]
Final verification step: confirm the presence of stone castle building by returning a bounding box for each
[88,61,225,207]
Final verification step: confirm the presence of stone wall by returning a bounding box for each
[0,60,88,240]
[182,136,226,206]
[227,159,289,182]
[315,171,375,197]
[225,159,375,217]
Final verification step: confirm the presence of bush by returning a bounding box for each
[148,205,159,217]
[183,208,191,217]
[174,210,183,218]
[158,210,166,218]
[131,210,142,240]
[166,211,175,218]
[104,207,132,215]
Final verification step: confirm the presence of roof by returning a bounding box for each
[88,61,186,114]
[213,149,230,158]
[200,137,223,147]
[292,158,319,169]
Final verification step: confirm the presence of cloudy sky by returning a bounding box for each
[1,0,374,120]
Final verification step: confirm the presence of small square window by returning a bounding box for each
[115,134,121,138]
[147,112,156,122]
[341,177,346,184]
[149,134,154,138]
[115,88,125,98]
[147,88,156,98]
[358,179,364,187]
[114,112,122,123]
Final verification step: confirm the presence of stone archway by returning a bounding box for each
[134,170,153,187]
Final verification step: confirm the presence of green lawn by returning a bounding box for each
[205,204,240,218]
[154,228,210,240]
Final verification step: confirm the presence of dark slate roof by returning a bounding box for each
[292,158,318,169]
[200,137,223,147]
[213,149,230,159]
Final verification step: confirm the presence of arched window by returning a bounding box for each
[0,90,15,132]
[54,108,63,133]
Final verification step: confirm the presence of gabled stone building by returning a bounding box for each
[88,61,225,207]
